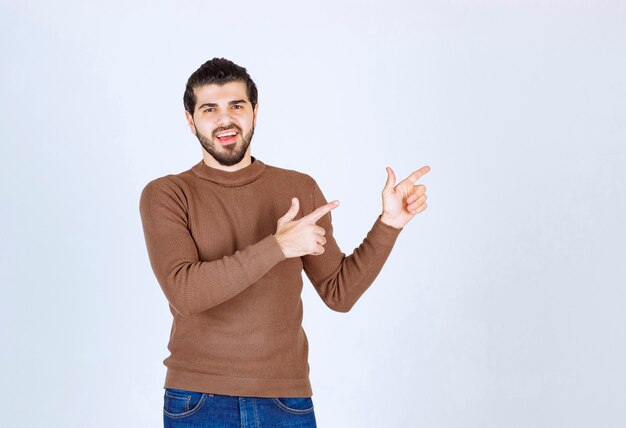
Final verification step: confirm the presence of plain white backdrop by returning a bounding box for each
[1,0,625,427]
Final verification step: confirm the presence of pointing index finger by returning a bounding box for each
[303,200,339,224]
[407,165,430,184]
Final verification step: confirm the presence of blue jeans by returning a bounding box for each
[163,387,317,427]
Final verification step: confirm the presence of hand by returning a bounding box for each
[380,165,430,229]
[274,197,340,258]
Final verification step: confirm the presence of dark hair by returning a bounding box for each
[183,57,258,116]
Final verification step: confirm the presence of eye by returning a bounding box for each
[203,108,215,113]
[232,105,243,109]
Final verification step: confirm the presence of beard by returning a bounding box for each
[194,122,255,167]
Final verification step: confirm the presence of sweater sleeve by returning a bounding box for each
[139,177,286,316]
[301,179,403,312]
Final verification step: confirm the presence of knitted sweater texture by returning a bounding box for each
[139,156,403,397]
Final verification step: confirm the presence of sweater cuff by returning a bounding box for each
[261,234,287,263]
[370,214,403,246]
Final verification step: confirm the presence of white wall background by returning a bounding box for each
[1,0,625,427]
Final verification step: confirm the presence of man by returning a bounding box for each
[139,57,429,427]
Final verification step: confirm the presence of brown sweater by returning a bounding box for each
[139,156,403,397]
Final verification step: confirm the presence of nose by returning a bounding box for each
[216,110,236,128]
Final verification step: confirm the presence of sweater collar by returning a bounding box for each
[191,156,267,186]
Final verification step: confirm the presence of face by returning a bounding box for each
[186,81,258,167]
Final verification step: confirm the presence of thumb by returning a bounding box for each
[384,167,396,192]
[278,197,299,223]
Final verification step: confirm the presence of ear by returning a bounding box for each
[185,110,196,134]
[253,102,259,123]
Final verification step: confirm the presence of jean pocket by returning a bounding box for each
[272,397,314,414]
[163,388,207,418]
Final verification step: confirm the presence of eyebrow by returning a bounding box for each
[198,99,248,109]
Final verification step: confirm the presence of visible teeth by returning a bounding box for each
[218,131,236,138]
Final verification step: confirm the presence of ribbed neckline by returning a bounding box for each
[191,156,267,187]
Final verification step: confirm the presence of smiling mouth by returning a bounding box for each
[216,129,239,145]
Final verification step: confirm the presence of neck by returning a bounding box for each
[192,154,266,187]
[201,147,252,172]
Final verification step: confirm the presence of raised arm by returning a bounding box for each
[301,179,403,312]
[139,177,285,316]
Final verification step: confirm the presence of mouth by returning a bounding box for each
[215,129,239,145]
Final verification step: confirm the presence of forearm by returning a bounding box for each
[304,214,402,312]
[146,234,285,316]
